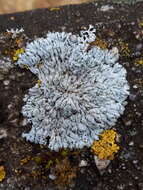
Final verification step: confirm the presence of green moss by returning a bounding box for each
[61,149,69,157]
[45,160,53,169]
[33,156,42,164]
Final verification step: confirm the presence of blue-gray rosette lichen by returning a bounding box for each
[17,26,129,151]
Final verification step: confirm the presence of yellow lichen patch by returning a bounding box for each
[15,38,23,46]
[135,59,143,66]
[89,37,108,50]
[23,64,29,70]
[139,21,143,27]
[32,156,42,165]
[54,158,77,187]
[49,7,60,11]
[37,80,42,88]
[13,48,25,61]
[1,30,27,62]
[45,160,54,169]
[91,129,120,160]
[20,156,31,165]
[0,166,6,182]
[117,39,130,57]
[18,150,80,184]
[60,149,69,157]
[31,170,42,179]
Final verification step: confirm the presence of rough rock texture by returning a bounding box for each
[0,0,143,190]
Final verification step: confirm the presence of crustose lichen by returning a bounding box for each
[91,129,120,160]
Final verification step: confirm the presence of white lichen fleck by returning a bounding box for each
[0,129,7,139]
[0,58,13,72]
[6,28,24,38]
[100,5,114,12]
[16,26,129,151]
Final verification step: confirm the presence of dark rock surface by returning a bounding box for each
[0,1,143,190]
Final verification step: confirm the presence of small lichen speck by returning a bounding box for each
[0,166,6,182]
[13,48,25,61]
[135,59,143,66]
[117,39,130,57]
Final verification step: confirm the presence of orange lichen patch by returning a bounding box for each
[15,38,24,46]
[20,156,31,165]
[0,166,6,182]
[91,129,120,160]
[54,157,77,187]
[117,39,130,57]
[13,48,25,61]
[89,37,108,50]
